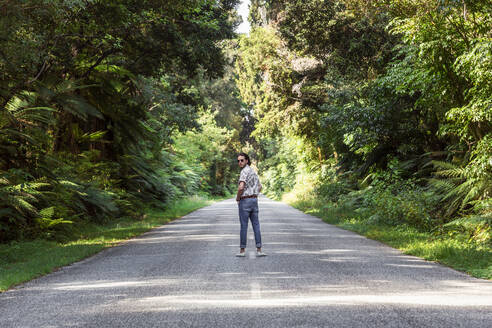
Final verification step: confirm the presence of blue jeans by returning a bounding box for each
[238,198,262,248]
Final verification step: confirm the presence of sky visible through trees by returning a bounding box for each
[236,0,251,34]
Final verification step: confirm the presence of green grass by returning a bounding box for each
[287,196,492,280]
[0,195,215,292]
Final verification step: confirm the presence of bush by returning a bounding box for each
[330,162,442,231]
[315,180,352,202]
[360,187,435,231]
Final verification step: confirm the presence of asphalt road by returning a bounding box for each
[1,197,491,327]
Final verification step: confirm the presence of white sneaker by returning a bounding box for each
[256,251,267,257]
[236,252,246,257]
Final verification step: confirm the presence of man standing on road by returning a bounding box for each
[236,152,266,257]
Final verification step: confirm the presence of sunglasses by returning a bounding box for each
[237,159,245,163]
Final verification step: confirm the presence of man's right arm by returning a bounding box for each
[236,181,245,202]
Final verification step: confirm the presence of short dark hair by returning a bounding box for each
[237,152,251,165]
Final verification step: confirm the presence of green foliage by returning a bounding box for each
[277,0,396,77]
[235,0,492,244]
[0,173,46,241]
[258,135,305,199]
[447,40,492,141]
[311,158,440,231]
[430,134,492,217]
[443,215,491,246]
[357,187,436,231]
[235,27,296,137]
[0,0,242,243]
[173,110,239,196]
[0,158,124,242]
[315,179,353,203]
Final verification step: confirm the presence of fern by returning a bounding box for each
[430,155,492,217]
[57,180,118,221]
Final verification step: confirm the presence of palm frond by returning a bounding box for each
[57,95,103,120]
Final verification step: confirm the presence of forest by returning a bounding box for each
[1,0,245,243]
[1,1,490,276]
[238,0,491,249]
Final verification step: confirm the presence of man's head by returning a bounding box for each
[237,152,250,168]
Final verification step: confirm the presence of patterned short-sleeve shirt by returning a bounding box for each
[239,165,261,197]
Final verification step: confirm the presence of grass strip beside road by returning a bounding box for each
[0,195,214,292]
[287,197,491,280]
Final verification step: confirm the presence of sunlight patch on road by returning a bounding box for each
[125,290,492,310]
[51,279,183,291]
[128,234,237,244]
[250,282,261,299]
[275,249,357,255]
[385,264,436,269]
[319,257,366,262]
